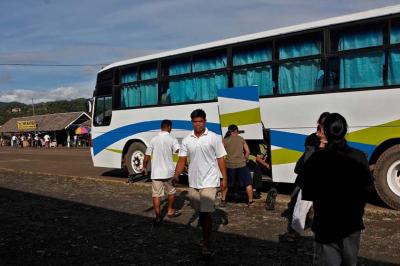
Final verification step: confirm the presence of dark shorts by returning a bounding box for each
[227,166,252,187]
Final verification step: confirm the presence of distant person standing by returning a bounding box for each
[173,109,228,258]
[11,135,17,148]
[297,113,374,266]
[44,134,50,148]
[34,134,39,148]
[142,119,181,225]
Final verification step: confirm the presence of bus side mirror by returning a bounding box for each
[86,99,93,114]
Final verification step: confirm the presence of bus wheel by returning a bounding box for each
[125,142,149,176]
[374,144,400,210]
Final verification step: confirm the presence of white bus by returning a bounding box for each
[90,5,400,210]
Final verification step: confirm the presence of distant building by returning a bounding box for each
[11,107,21,113]
[0,111,90,146]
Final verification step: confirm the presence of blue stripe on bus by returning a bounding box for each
[270,130,307,152]
[270,129,376,158]
[217,86,259,102]
[347,142,375,159]
[92,120,221,156]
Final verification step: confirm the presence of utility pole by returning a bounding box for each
[32,98,35,116]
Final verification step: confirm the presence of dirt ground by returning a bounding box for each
[0,147,399,265]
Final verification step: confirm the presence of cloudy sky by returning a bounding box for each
[0,0,399,103]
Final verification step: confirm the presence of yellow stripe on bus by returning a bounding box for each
[219,108,261,128]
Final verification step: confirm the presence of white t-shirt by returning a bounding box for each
[145,131,180,180]
[44,135,50,141]
[12,136,16,141]
[179,128,227,189]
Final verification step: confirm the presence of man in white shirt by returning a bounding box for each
[143,120,181,225]
[173,109,227,257]
[11,135,17,147]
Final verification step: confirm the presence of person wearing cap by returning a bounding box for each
[223,124,255,207]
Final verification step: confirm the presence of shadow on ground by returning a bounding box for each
[0,188,396,266]
[101,169,129,178]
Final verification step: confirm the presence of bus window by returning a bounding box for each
[120,82,158,108]
[326,52,384,89]
[168,72,227,104]
[388,49,400,85]
[233,66,274,96]
[94,96,112,126]
[277,38,323,94]
[279,59,323,94]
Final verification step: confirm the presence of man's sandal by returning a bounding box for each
[167,209,182,218]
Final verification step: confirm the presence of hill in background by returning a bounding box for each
[0,98,88,125]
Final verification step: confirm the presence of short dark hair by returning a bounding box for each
[190,109,206,120]
[161,119,172,129]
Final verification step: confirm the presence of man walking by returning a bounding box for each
[143,119,181,225]
[173,109,228,258]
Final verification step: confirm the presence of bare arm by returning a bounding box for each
[173,156,187,185]
[256,155,270,169]
[142,155,151,176]
[243,141,250,160]
[217,157,228,190]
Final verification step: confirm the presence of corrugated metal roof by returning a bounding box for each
[78,119,92,127]
[0,112,90,133]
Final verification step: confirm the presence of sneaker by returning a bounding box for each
[247,201,255,208]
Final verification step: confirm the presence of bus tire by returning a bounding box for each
[125,142,150,176]
[374,144,400,210]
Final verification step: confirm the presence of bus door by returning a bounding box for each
[217,86,263,140]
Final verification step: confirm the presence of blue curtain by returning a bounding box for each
[391,25,400,44]
[339,52,384,89]
[120,83,158,107]
[141,67,157,80]
[233,66,274,96]
[169,73,227,103]
[388,50,400,85]
[233,48,272,66]
[139,83,158,105]
[279,59,322,94]
[192,54,227,72]
[169,61,191,76]
[338,29,382,50]
[279,40,320,59]
[120,71,137,84]
[121,86,140,107]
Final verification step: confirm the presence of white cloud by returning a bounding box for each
[0,84,93,104]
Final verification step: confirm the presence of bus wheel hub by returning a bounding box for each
[387,160,400,197]
[131,151,144,173]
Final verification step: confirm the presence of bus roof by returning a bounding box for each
[100,4,400,73]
